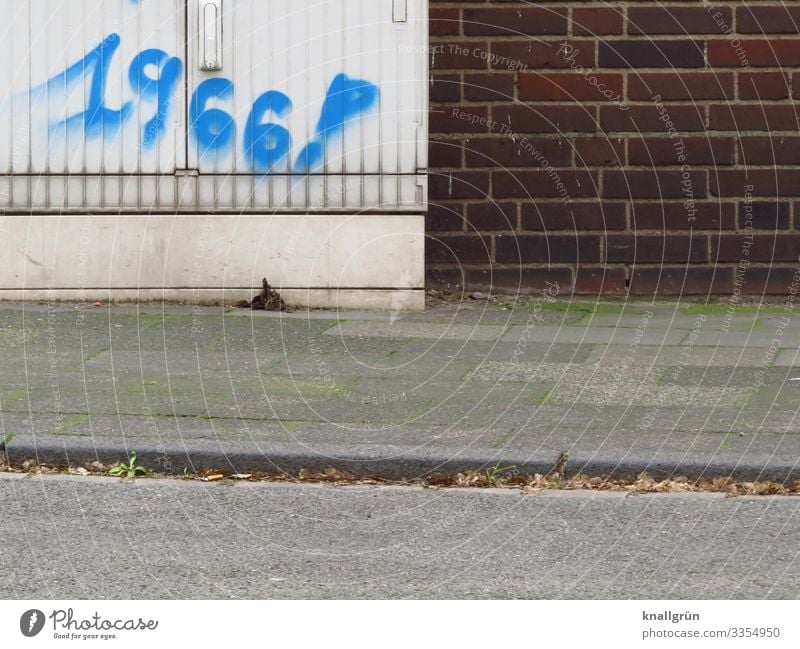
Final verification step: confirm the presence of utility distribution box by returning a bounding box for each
[0,0,428,309]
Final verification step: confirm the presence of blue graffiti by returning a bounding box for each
[43,34,134,138]
[33,32,379,174]
[129,49,183,149]
[244,91,292,173]
[190,73,380,173]
[39,33,182,146]
[189,78,236,158]
[294,73,380,172]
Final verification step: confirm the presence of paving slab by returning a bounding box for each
[584,345,771,367]
[325,321,508,341]
[3,300,800,481]
[500,324,686,346]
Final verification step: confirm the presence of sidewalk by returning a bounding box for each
[3,295,800,481]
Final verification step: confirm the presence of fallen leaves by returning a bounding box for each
[1,459,799,497]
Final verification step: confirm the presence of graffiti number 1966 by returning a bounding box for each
[39,33,379,174]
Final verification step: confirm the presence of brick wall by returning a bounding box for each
[427,1,800,296]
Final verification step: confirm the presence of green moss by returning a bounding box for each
[685,303,785,316]
[49,414,92,436]
[403,399,437,424]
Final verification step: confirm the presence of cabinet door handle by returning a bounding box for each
[200,0,223,71]
[393,0,407,23]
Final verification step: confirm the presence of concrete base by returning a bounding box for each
[0,214,426,311]
[0,288,425,310]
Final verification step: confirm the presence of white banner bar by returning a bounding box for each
[1,601,796,647]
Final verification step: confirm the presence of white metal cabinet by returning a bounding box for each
[0,0,427,309]
[0,0,186,210]
[187,0,428,211]
[0,0,428,212]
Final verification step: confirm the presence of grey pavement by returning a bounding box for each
[2,298,800,480]
[1,474,797,599]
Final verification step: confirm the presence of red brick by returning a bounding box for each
[605,235,708,264]
[738,137,800,165]
[490,41,593,70]
[573,7,623,36]
[430,107,490,134]
[427,203,465,232]
[739,72,791,100]
[464,74,515,101]
[627,6,732,35]
[631,202,736,230]
[737,268,800,295]
[712,235,800,262]
[600,104,706,132]
[522,201,628,231]
[708,39,800,67]
[599,41,705,68]
[604,170,708,199]
[737,6,800,34]
[628,73,735,101]
[519,73,624,101]
[628,137,735,166]
[494,105,598,133]
[575,137,625,167]
[711,171,800,197]
[426,235,491,265]
[466,202,518,232]
[430,42,490,70]
[493,170,599,198]
[738,202,791,230]
[429,139,463,168]
[710,106,800,132]
[574,267,627,294]
[430,74,461,103]
[429,171,490,200]
[430,8,460,37]
[465,137,572,168]
[426,267,574,295]
[628,267,734,295]
[463,8,568,36]
[495,235,601,264]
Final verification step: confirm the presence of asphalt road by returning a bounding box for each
[1,474,798,599]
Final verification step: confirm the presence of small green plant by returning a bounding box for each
[0,433,15,465]
[108,451,150,479]
[0,432,15,450]
[486,461,517,482]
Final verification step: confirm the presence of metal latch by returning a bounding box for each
[199,0,223,71]
[393,0,407,23]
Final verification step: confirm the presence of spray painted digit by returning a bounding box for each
[46,33,134,137]
[244,91,292,173]
[129,49,183,148]
[190,78,236,158]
